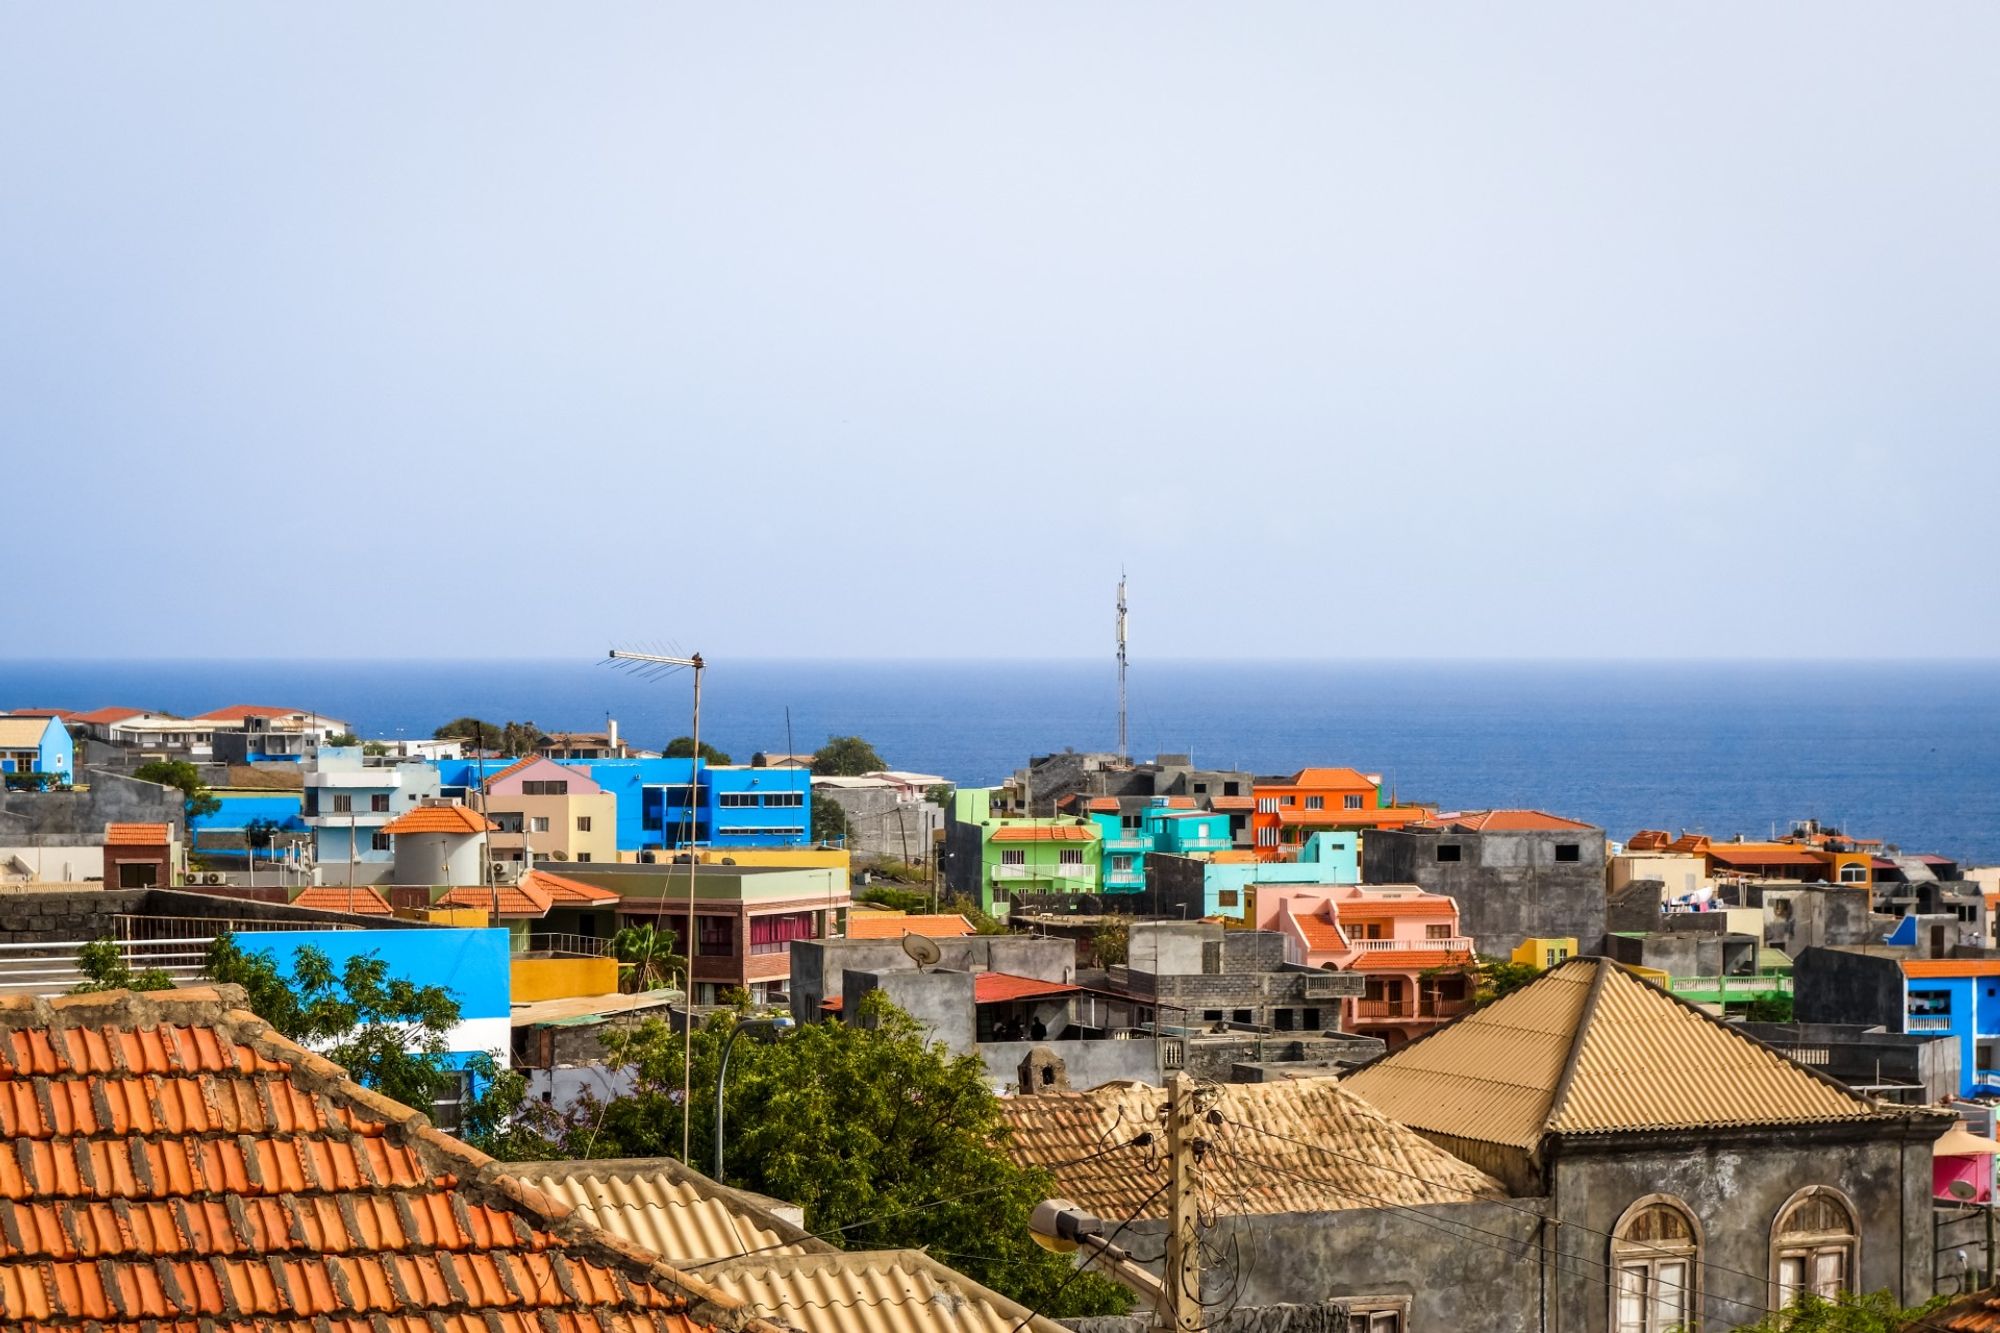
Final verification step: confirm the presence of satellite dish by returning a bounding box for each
[1948,1180,1979,1202]
[902,932,943,969]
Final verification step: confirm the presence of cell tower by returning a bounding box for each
[1116,572,1129,761]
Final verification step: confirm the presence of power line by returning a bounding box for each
[1006,1177,1173,1333]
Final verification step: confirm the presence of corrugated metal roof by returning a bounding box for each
[704,1250,1070,1333]
[999,1076,1505,1218]
[1343,958,1887,1149]
[510,1159,818,1266]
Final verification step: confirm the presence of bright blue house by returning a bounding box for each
[0,715,74,788]
[438,756,812,854]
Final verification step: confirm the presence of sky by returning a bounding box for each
[3,6,1996,660]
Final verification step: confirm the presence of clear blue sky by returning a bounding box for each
[4,6,1995,659]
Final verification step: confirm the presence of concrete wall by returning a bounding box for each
[392,831,485,887]
[1364,828,1608,955]
[1757,885,1878,955]
[0,770,183,846]
[1738,1021,1960,1103]
[845,966,976,1050]
[789,934,1075,1021]
[510,955,620,1002]
[1547,1123,1939,1333]
[1128,921,1217,976]
[1794,946,1905,1031]
[0,844,103,883]
[978,1037,1161,1091]
[816,785,942,863]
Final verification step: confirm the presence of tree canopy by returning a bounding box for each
[1730,1289,1945,1332]
[537,994,1131,1318]
[433,717,550,757]
[812,792,851,846]
[663,736,733,766]
[132,759,220,825]
[810,735,884,776]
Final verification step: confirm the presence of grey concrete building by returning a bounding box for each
[1361,810,1607,955]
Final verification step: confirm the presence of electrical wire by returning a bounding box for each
[1005,1177,1173,1333]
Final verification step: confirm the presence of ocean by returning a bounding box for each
[3,658,1996,865]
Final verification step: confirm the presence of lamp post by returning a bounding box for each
[714,1015,793,1180]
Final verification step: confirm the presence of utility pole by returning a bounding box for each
[1161,1072,1203,1333]
[1116,572,1129,763]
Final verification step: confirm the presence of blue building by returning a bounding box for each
[1183,830,1361,921]
[438,756,812,855]
[0,715,74,787]
[304,747,443,880]
[1795,946,2000,1098]
[1079,795,1255,899]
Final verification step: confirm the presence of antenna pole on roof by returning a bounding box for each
[1116,572,1129,763]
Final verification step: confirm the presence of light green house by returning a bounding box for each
[952,789,1102,914]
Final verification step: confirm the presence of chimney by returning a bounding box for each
[607,718,620,753]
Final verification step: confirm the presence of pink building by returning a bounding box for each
[1258,883,1475,1049]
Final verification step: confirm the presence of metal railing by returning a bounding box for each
[992,864,1093,882]
[511,932,615,958]
[1667,975,1794,997]
[1908,1016,1954,1032]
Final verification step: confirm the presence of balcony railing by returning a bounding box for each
[1171,837,1234,851]
[1907,1015,1953,1032]
[1103,871,1145,888]
[993,864,1092,882]
[1352,996,1473,1021]
[1353,999,1411,1019]
[511,932,615,959]
[1667,975,1794,998]
[1102,835,1151,852]
[1350,937,1474,954]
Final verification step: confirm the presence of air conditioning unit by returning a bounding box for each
[204,872,225,886]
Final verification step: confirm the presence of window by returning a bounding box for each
[718,793,759,808]
[371,832,391,851]
[1436,844,1462,862]
[1305,796,1325,810]
[576,852,591,863]
[1302,1007,1321,1029]
[1426,923,1453,939]
[1223,781,1240,797]
[1112,856,1133,872]
[1611,1198,1698,1333]
[750,912,816,955]
[1217,889,1240,908]
[1257,828,1279,848]
[331,794,353,814]
[370,794,391,813]
[1555,843,1581,863]
[1838,863,1867,884]
[1122,814,1143,831]
[430,1072,473,1134]
[1772,1188,1858,1309]
[1282,796,1296,807]
[1001,849,1027,866]
[117,862,158,889]
[1256,798,1279,814]
[530,816,550,833]
[521,780,569,797]
[1058,849,1083,866]
[576,816,592,833]
[762,791,804,807]
[1344,1300,1407,1333]
[1344,794,1364,810]
[697,915,736,956]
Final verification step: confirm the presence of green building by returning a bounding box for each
[948,788,1102,914]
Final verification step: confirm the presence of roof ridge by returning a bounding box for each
[1540,956,1612,1137]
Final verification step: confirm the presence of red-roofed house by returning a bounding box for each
[201,705,349,762]
[477,755,619,868]
[382,800,492,887]
[1250,767,1432,860]
[1260,883,1473,1048]
[101,823,178,889]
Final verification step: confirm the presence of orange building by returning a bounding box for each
[1629,829,1874,886]
[1249,767,1432,861]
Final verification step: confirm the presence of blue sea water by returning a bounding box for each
[2,658,1995,865]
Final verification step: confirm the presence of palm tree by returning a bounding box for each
[611,924,686,995]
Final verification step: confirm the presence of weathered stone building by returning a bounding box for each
[1362,810,1607,955]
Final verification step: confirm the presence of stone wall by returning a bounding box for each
[0,770,184,846]
[789,934,1075,1022]
[1364,827,1608,955]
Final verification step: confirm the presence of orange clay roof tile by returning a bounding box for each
[290,887,394,916]
[1350,948,1473,971]
[0,987,773,1333]
[988,824,1096,843]
[381,804,494,836]
[103,824,171,846]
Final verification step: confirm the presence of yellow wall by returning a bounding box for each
[395,906,491,927]
[701,847,852,873]
[511,956,620,1003]
[1511,937,1577,971]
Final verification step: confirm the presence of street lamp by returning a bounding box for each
[714,1015,794,1179]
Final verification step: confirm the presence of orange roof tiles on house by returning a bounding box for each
[1085,797,1121,812]
[971,973,1080,1004]
[440,882,552,920]
[988,824,1095,843]
[0,986,776,1333]
[480,756,541,789]
[1902,959,2000,979]
[1351,948,1473,971]
[1290,913,1347,954]
[1274,807,1428,828]
[845,914,977,941]
[4,708,74,720]
[1625,830,1674,851]
[196,705,304,722]
[525,868,622,907]
[290,887,394,916]
[1209,796,1255,811]
[1283,768,1378,789]
[1335,897,1459,920]
[103,824,170,846]
[70,707,146,726]
[1424,810,1596,833]
[381,803,493,836]
[1704,847,1827,869]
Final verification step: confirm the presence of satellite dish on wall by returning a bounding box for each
[1948,1180,1979,1202]
[902,932,943,970]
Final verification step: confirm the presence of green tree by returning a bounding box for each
[1475,957,1542,1006]
[362,741,391,756]
[326,731,361,747]
[499,720,550,757]
[70,938,173,993]
[856,884,929,914]
[132,759,221,826]
[434,717,502,749]
[242,817,281,851]
[1090,917,1131,966]
[1728,1289,1945,1332]
[610,924,687,994]
[810,735,885,777]
[663,736,733,766]
[550,994,1131,1318]
[812,792,852,846]
[1745,994,1796,1022]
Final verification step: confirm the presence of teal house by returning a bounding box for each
[1076,796,1233,900]
[1195,830,1361,921]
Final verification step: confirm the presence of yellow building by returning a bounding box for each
[478,756,620,867]
[1511,937,1577,971]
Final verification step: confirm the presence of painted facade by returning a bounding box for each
[1083,798,1233,898]
[439,756,813,854]
[478,756,619,867]
[1249,766,1432,860]
[303,746,442,881]
[0,715,74,787]
[1260,882,1474,1048]
[1195,831,1362,920]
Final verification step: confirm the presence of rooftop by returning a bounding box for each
[971,973,1079,1005]
[289,886,394,916]
[1420,810,1597,833]
[1343,957,1891,1149]
[987,824,1095,844]
[0,986,772,1333]
[439,868,620,920]
[103,823,171,846]
[0,717,58,747]
[999,1075,1505,1218]
[844,913,977,941]
[381,803,494,836]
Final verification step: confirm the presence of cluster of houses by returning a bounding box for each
[5,710,2000,1330]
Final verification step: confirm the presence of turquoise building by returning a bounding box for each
[1084,798,1234,899]
[1196,830,1361,921]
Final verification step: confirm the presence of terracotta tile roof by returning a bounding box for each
[509,1158,819,1266]
[1086,797,1121,812]
[1625,830,1673,851]
[69,707,146,726]
[1208,796,1255,811]
[1274,807,1426,827]
[988,824,1095,843]
[1903,959,2000,979]
[381,803,493,836]
[522,868,622,907]
[999,1076,1505,1218]
[290,886,394,916]
[971,973,1078,1004]
[1705,847,1827,869]
[3,709,74,720]
[0,987,775,1333]
[439,881,554,920]
[844,914,976,941]
[1343,957,1890,1149]
[1280,768,1377,790]
[1921,1287,2000,1332]
[1336,898,1459,920]
[1350,948,1472,971]
[1423,810,1597,833]
[196,705,304,722]
[1291,913,1346,953]
[103,823,170,846]
[480,756,540,789]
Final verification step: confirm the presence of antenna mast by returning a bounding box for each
[1116,572,1129,762]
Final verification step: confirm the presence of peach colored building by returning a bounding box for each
[478,756,619,867]
[1249,766,1434,861]
[1258,882,1474,1049]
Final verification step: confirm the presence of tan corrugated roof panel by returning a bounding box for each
[999,1076,1505,1218]
[1343,958,1888,1149]
[510,1159,817,1266]
[705,1250,1069,1333]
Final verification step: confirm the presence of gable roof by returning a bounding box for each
[196,705,308,722]
[971,973,1078,1005]
[987,824,1094,843]
[0,987,774,1333]
[1342,957,1889,1149]
[0,717,59,747]
[481,756,540,789]
[999,1076,1505,1218]
[290,886,394,916]
[1422,810,1597,833]
[523,868,622,907]
[381,803,493,836]
[844,914,976,941]
[70,707,146,726]
[510,1158,822,1267]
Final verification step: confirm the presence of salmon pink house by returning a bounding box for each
[1259,882,1475,1048]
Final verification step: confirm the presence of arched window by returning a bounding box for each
[1611,1197,1700,1333]
[1772,1188,1859,1308]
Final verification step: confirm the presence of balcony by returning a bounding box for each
[1667,975,1794,1002]
[1170,836,1234,851]
[305,770,404,789]
[1103,835,1151,852]
[1350,937,1475,954]
[993,864,1093,884]
[1352,996,1473,1021]
[302,808,393,828]
[1104,870,1145,888]
[1908,1015,1953,1033]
